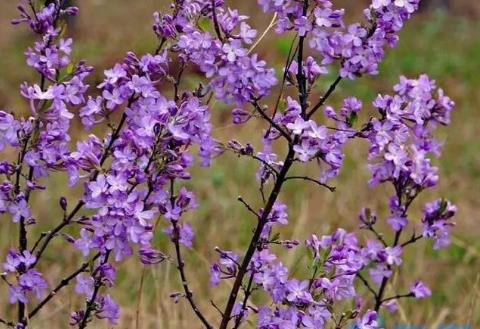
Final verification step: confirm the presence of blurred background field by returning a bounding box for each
[0,1,479,328]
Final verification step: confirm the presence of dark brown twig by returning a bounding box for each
[170,180,213,329]
[284,175,336,192]
[307,76,342,119]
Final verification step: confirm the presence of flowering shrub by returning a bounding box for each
[0,0,456,328]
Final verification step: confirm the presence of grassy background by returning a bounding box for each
[0,1,479,328]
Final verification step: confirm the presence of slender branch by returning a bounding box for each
[219,144,296,329]
[284,176,336,192]
[210,300,224,317]
[250,155,280,177]
[0,318,14,327]
[233,273,255,329]
[30,232,48,253]
[401,234,423,248]
[237,196,260,220]
[297,0,309,118]
[374,275,390,311]
[272,36,298,118]
[29,253,101,319]
[381,292,414,303]
[32,200,84,267]
[170,180,213,329]
[155,37,167,55]
[78,252,111,329]
[250,100,292,143]
[226,145,280,177]
[210,0,224,42]
[356,273,378,299]
[307,76,342,119]
[363,224,388,247]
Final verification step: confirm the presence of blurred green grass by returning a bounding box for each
[0,1,479,328]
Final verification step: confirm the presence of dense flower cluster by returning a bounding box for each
[0,0,457,328]
[366,75,456,237]
[2,1,217,327]
[259,0,420,78]
[155,1,278,105]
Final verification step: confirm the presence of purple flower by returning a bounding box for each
[8,285,28,304]
[410,281,431,299]
[96,295,120,324]
[383,246,403,266]
[285,279,312,304]
[369,264,392,285]
[353,310,378,329]
[0,111,20,150]
[422,199,456,249]
[139,247,166,265]
[75,274,94,298]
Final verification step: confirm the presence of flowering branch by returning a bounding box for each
[28,253,101,319]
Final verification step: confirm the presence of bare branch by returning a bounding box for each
[285,176,336,192]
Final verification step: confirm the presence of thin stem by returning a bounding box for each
[363,224,388,247]
[401,234,423,248]
[237,196,260,220]
[210,300,224,317]
[155,37,167,55]
[357,273,378,299]
[374,275,390,311]
[170,180,213,329]
[219,145,296,329]
[284,176,336,192]
[32,200,84,267]
[307,76,342,119]
[381,292,414,303]
[30,232,48,253]
[226,145,280,177]
[297,0,309,118]
[78,252,111,329]
[272,36,298,117]
[250,100,292,143]
[29,253,101,319]
[210,0,224,42]
[0,318,14,327]
[233,273,255,329]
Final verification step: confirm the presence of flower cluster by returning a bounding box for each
[366,75,456,236]
[72,51,215,264]
[3,250,48,305]
[258,0,420,78]
[3,1,218,327]
[162,1,278,104]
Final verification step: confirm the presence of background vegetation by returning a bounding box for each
[0,1,479,328]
